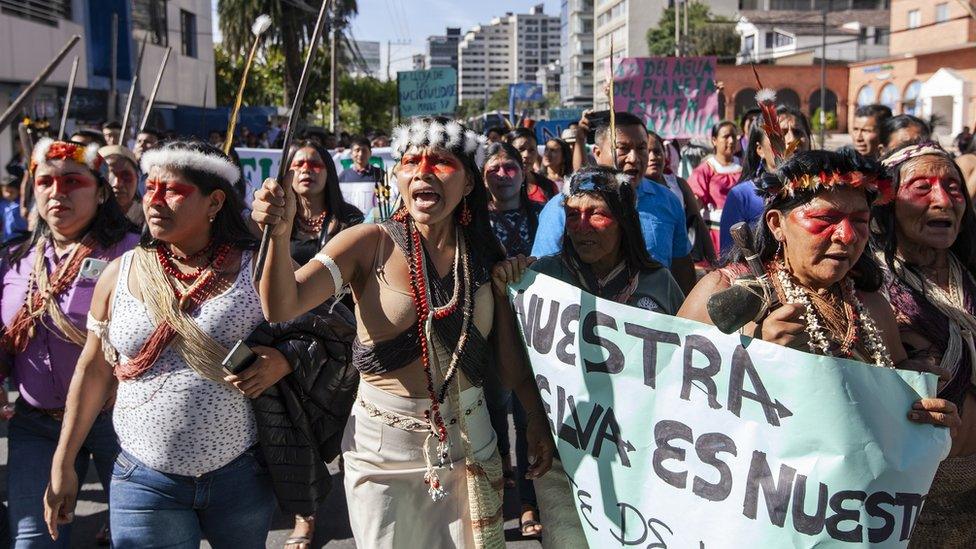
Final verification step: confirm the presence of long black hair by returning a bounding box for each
[872,139,976,279]
[284,139,353,237]
[562,165,662,273]
[10,160,135,266]
[880,115,931,150]
[139,140,257,251]
[728,148,885,291]
[544,137,573,178]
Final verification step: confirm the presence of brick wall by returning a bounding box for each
[889,0,975,56]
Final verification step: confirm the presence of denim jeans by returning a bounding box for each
[109,448,274,549]
[7,401,117,549]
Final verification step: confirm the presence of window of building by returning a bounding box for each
[903,80,921,115]
[858,27,868,44]
[935,3,949,23]
[874,27,889,45]
[765,32,774,49]
[907,9,920,29]
[132,0,168,45]
[879,83,900,111]
[180,9,196,58]
[856,84,875,107]
[774,31,792,47]
[0,0,72,26]
[743,34,756,55]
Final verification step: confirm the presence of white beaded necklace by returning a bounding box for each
[776,266,894,368]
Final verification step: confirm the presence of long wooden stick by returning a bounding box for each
[120,75,140,143]
[0,35,80,132]
[253,0,333,281]
[57,56,80,140]
[608,35,617,168]
[140,47,172,132]
[224,26,266,153]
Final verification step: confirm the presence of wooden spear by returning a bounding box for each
[0,35,80,132]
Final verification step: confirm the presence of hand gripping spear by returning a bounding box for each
[223,14,272,154]
[253,0,333,281]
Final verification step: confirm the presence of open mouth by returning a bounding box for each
[412,189,441,208]
[926,219,953,229]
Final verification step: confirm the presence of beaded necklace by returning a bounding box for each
[158,242,232,304]
[775,263,893,368]
[296,209,328,235]
[404,216,474,500]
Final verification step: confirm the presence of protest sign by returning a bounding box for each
[613,56,721,139]
[508,272,950,548]
[534,119,575,144]
[235,147,394,215]
[397,68,458,118]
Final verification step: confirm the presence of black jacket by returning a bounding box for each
[246,301,359,516]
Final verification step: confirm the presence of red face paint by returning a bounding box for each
[566,206,616,233]
[789,207,869,244]
[485,161,520,179]
[145,179,197,205]
[400,153,460,177]
[290,159,324,173]
[34,173,96,195]
[898,175,965,207]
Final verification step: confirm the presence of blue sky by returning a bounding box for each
[213,1,561,78]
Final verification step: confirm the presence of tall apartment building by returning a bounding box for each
[560,0,594,107]
[510,5,561,85]
[592,0,737,107]
[457,5,560,105]
[426,27,461,70]
[739,0,888,8]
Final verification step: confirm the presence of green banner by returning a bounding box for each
[508,272,950,548]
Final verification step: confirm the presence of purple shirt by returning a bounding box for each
[1,232,139,409]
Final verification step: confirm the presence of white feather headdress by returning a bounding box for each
[390,118,485,161]
[140,146,241,185]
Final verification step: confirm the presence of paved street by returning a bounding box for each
[0,415,541,548]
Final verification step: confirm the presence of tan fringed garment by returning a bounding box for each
[909,453,976,548]
[113,246,232,384]
[1,236,96,354]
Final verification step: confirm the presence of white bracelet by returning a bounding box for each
[313,252,344,296]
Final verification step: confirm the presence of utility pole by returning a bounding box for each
[674,0,681,57]
[819,3,828,149]
[330,11,338,134]
[386,39,411,81]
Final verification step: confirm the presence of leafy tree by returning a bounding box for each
[486,87,510,111]
[646,3,739,58]
[217,0,357,103]
[338,75,397,135]
[214,44,284,107]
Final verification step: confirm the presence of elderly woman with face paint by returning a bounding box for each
[0,138,138,546]
[678,149,959,430]
[250,117,554,548]
[44,141,290,547]
[872,141,976,547]
[99,145,144,227]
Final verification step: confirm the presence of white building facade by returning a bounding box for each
[735,10,890,65]
[560,0,594,107]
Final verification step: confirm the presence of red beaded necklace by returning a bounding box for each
[296,209,328,235]
[158,242,232,302]
[404,217,470,468]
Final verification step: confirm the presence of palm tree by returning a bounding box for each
[217,0,358,105]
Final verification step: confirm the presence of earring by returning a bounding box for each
[459,196,472,226]
[209,216,215,223]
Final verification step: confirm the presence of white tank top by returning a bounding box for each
[109,249,264,476]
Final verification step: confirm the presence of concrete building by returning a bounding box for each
[592,0,738,107]
[510,5,561,86]
[426,27,461,70]
[740,0,888,8]
[536,60,562,97]
[0,0,214,173]
[736,10,890,65]
[848,0,976,136]
[560,0,594,107]
[412,54,426,71]
[344,40,382,78]
[457,5,559,106]
[458,17,512,104]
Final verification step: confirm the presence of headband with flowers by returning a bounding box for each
[760,169,894,205]
[29,138,102,175]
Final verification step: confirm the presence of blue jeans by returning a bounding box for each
[109,448,274,549]
[7,401,117,549]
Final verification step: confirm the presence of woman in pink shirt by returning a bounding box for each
[689,121,742,257]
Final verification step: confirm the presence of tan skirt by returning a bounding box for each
[910,453,976,548]
[342,380,502,548]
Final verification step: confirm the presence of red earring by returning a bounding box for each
[459,197,472,226]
